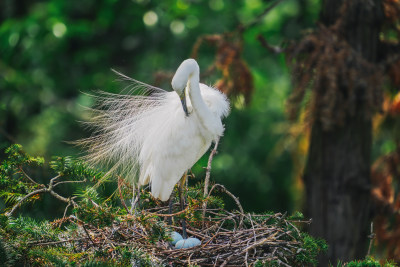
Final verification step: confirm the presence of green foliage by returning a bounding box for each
[0,144,327,266]
[296,233,328,266]
[0,144,104,217]
[73,187,118,228]
[73,200,116,228]
[288,211,304,220]
[50,156,104,181]
[0,144,44,208]
[0,237,10,266]
[28,247,70,266]
[6,216,60,241]
[339,257,396,267]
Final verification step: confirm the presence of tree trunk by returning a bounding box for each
[304,0,384,264]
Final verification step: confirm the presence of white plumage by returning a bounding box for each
[80,59,230,201]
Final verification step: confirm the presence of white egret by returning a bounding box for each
[80,58,230,203]
[80,58,229,248]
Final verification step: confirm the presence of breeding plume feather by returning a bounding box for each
[79,59,230,201]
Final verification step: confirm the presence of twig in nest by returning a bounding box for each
[201,219,226,247]
[147,206,189,218]
[208,183,244,228]
[248,213,257,257]
[117,176,131,215]
[82,224,98,248]
[28,238,87,246]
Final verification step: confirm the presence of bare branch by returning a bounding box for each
[63,202,72,218]
[202,138,220,227]
[118,177,131,215]
[367,222,375,257]
[204,138,220,198]
[6,174,77,217]
[257,34,285,54]
[208,183,244,228]
[5,188,48,217]
[28,238,87,246]
[19,167,40,186]
[82,224,98,248]
[239,0,285,32]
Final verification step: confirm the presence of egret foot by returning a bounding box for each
[128,185,141,215]
[167,193,174,226]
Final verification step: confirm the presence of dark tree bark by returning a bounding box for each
[304,0,384,265]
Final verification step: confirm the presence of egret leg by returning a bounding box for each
[129,185,141,215]
[179,173,188,239]
[167,192,174,226]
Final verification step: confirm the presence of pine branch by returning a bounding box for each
[5,188,48,217]
[5,175,78,217]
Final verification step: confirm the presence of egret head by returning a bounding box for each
[178,88,189,117]
[171,72,189,117]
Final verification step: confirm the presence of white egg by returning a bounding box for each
[175,237,201,249]
[170,231,183,245]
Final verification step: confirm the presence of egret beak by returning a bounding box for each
[180,91,189,117]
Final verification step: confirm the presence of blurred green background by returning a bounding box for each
[0,0,321,217]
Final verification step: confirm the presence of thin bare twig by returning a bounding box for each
[202,138,220,227]
[248,213,257,257]
[6,175,78,217]
[208,184,244,228]
[48,188,76,205]
[63,201,72,218]
[257,34,286,54]
[82,224,98,248]
[19,167,40,185]
[147,206,189,218]
[28,238,87,246]
[204,138,220,198]
[118,177,131,215]
[5,188,48,217]
[367,222,375,257]
[239,0,285,32]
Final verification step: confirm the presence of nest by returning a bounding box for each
[45,197,312,267]
[155,212,310,266]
